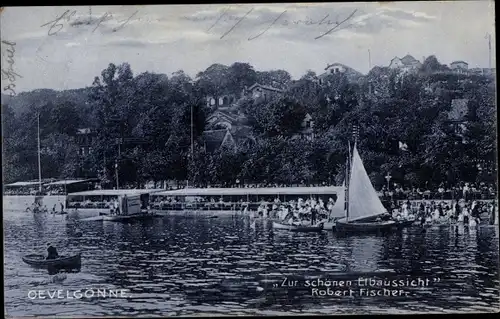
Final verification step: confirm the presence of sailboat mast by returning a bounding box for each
[37,113,42,192]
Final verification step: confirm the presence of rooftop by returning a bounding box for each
[401,54,420,65]
[248,83,284,93]
[153,186,344,197]
[202,129,233,152]
[76,128,92,134]
[451,60,468,65]
[67,189,165,196]
[5,181,42,187]
[45,178,99,186]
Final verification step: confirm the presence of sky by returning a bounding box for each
[0,1,496,93]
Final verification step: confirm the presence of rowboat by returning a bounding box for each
[273,221,295,230]
[336,218,396,232]
[102,213,156,222]
[22,253,81,269]
[334,142,398,235]
[272,221,324,232]
[395,219,416,228]
[290,222,324,232]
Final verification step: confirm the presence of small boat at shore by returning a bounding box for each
[102,213,156,222]
[336,218,396,232]
[22,253,81,269]
[272,221,324,232]
[395,219,416,228]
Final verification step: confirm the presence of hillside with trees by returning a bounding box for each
[1,57,496,190]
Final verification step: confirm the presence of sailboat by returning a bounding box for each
[335,142,396,233]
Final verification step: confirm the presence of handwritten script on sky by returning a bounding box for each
[37,5,361,40]
[0,2,495,92]
[183,6,361,40]
[40,7,139,36]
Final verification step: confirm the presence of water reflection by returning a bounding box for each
[3,206,499,316]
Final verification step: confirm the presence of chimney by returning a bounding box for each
[422,56,426,63]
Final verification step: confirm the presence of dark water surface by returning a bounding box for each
[3,202,500,316]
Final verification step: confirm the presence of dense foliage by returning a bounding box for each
[2,58,496,189]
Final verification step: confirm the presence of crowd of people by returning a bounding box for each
[381,182,497,201]
[390,198,498,226]
[244,195,498,228]
[246,197,340,226]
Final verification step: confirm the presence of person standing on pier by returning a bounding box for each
[311,206,317,225]
[114,198,120,215]
[122,195,128,215]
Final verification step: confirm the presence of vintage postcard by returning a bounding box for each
[1,1,498,317]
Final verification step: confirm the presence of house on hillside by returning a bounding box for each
[294,113,315,141]
[469,67,495,77]
[76,128,96,157]
[206,94,239,109]
[202,129,237,153]
[318,63,363,84]
[450,61,469,74]
[389,54,422,73]
[204,108,256,151]
[206,110,240,131]
[447,98,470,143]
[243,83,285,102]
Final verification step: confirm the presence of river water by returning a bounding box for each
[3,199,500,316]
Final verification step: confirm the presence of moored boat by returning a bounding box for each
[22,253,82,269]
[395,219,416,228]
[272,221,324,232]
[65,189,164,218]
[336,218,396,232]
[290,222,324,232]
[272,221,295,230]
[102,212,157,222]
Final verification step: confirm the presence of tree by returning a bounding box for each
[247,97,307,138]
[256,69,292,89]
[195,63,230,96]
[420,55,450,74]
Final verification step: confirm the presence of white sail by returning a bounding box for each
[329,181,346,219]
[347,143,387,221]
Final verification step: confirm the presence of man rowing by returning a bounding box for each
[46,243,59,260]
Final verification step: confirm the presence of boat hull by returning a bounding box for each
[22,253,81,269]
[335,218,397,233]
[395,219,416,228]
[273,221,324,232]
[102,213,156,222]
[272,221,294,230]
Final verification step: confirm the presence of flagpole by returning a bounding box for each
[346,141,351,222]
[37,113,42,192]
[188,103,194,188]
[368,49,372,70]
[488,33,491,70]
